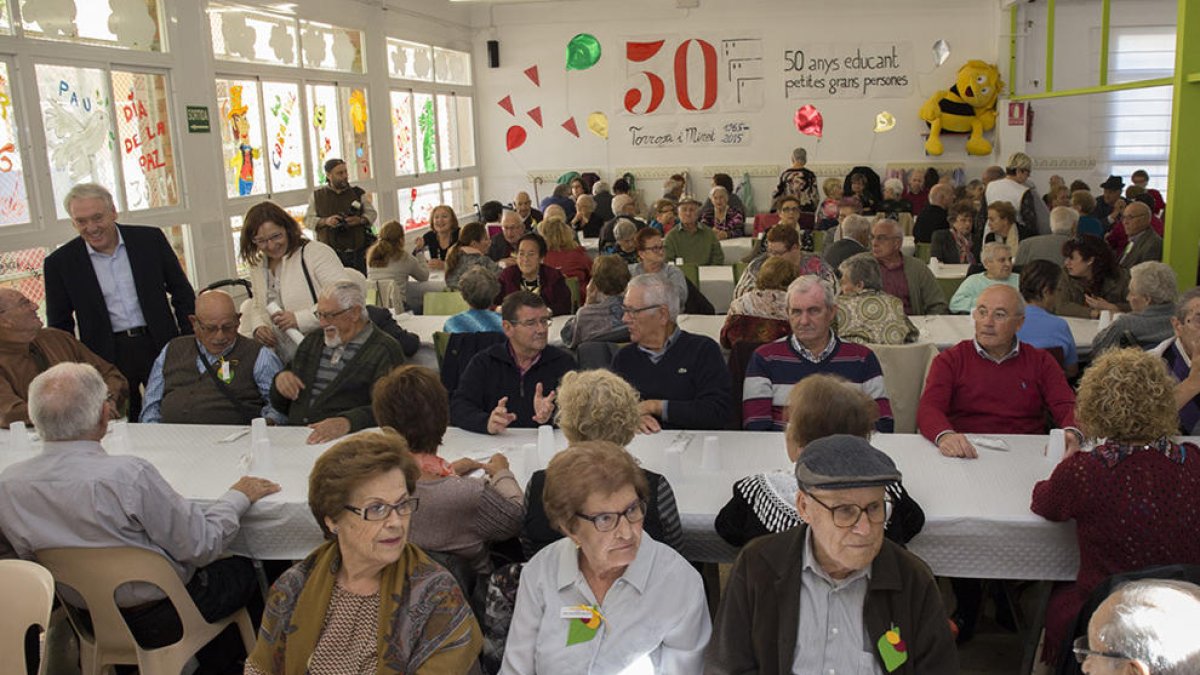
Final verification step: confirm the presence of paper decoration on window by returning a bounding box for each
[586,112,608,139]
[220,12,255,60]
[566,34,601,71]
[226,85,260,195]
[109,0,158,50]
[873,111,896,133]
[932,40,951,67]
[506,125,526,151]
[794,105,823,138]
[0,64,29,225]
[562,117,579,138]
[524,65,540,86]
[22,0,76,38]
[527,106,542,128]
[38,64,117,216]
[498,95,514,116]
[417,94,437,172]
[271,23,296,64]
[390,90,414,175]
[413,48,432,79]
[113,70,178,210]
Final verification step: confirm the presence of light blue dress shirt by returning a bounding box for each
[1016,304,1079,366]
[140,339,286,423]
[87,229,147,332]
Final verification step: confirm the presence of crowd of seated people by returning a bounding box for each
[4,163,1197,674]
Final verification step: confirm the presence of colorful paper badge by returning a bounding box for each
[876,625,908,672]
[562,604,604,646]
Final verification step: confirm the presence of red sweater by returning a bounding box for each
[496,264,572,317]
[917,340,1076,441]
[543,248,593,304]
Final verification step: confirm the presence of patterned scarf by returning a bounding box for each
[1093,438,1191,469]
[1166,342,1200,434]
[247,541,479,674]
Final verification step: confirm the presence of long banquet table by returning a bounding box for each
[0,423,1086,582]
[394,312,1101,372]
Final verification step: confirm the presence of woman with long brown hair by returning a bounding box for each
[366,220,429,312]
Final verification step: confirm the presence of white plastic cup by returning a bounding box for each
[700,435,722,471]
[250,417,268,446]
[537,425,556,467]
[928,257,940,273]
[251,438,275,475]
[1098,310,1113,330]
[9,421,29,452]
[522,443,540,471]
[675,257,684,266]
[1046,429,1066,463]
[663,447,684,484]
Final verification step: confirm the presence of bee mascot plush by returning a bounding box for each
[919,60,1004,156]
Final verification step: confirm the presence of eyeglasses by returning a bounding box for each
[622,304,661,316]
[252,231,286,248]
[869,234,901,242]
[575,499,647,532]
[315,306,355,321]
[640,245,666,253]
[194,320,239,334]
[805,492,892,528]
[1072,636,1131,665]
[344,497,420,521]
[509,317,552,328]
[779,206,801,213]
[972,307,1021,322]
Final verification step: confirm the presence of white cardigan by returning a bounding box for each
[239,240,348,337]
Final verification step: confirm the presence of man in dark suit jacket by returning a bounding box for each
[44,183,195,419]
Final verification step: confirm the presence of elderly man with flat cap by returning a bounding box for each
[707,434,958,674]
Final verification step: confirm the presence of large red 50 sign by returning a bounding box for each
[625,38,718,114]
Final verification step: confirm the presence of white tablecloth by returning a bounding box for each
[0,425,1083,580]
[699,266,734,313]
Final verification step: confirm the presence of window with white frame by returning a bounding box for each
[20,0,164,52]
[388,37,477,231]
[36,62,181,218]
[0,60,31,226]
[1097,26,1174,199]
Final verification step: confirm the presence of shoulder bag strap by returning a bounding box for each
[195,341,259,425]
[299,242,317,303]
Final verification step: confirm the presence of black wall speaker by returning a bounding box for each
[487,40,500,68]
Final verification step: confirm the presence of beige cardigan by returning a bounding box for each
[239,240,348,337]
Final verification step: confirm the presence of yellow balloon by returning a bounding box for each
[874,111,897,133]
[587,111,608,139]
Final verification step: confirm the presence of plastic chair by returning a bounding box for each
[915,242,932,263]
[0,560,55,675]
[811,230,826,252]
[423,291,469,316]
[36,548,255,675]
[936,276,965,302]
[434,330,452,369]
[867,342,939,434]
[564,277,580,313]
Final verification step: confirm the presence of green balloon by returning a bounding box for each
[566,34,601,71]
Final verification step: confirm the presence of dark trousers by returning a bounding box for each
[112,332,156,421]
[71,556,260,673]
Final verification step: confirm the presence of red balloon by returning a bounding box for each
[794,105,824,138]
[506,125,527,152]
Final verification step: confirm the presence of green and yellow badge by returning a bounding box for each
[876,624,908,672]
[561,604,604,646]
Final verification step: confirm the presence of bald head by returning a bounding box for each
[514,191,532,218]
[0,288,42,340]
[974,285,1025,357]
[191,290,240,356]
[929,183,955,208]
[1123,200,1152,235]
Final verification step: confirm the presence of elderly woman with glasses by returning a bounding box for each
[247,432,482,674]
[629,228,688,309]
[949,242,1020,314]
[497,232,572,316]
[1031,348,1200,667]
[238,200,348,359]
[499,441,711,675]
[1091,261,1178,354]
[835,253,919,345]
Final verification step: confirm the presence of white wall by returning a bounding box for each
[469,0,1004,209]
